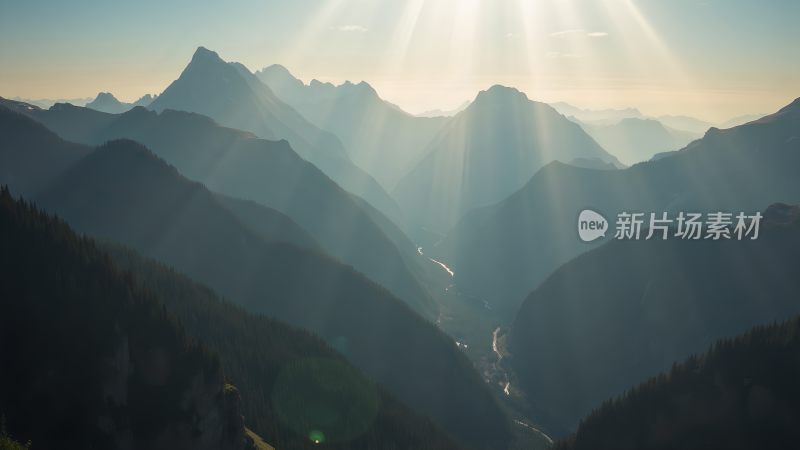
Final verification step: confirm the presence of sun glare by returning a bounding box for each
[271,0,712,117]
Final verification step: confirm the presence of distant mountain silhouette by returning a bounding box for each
[580,117,701,165]
[0,110,514,450]
[416,101,471,118]
[567,157,619,171]
[550,102,717,139]
[84,92,136,114]
[133,93,156,107]
[0,186,258,450]
[10,96,93,109]
[149,47,402,223]
[720,113,767,129]
[257,64,448,189]
[255,64,305,95]
[656,114,714,135]
[393,85,622,234]
[439,97,800,318]
[550,102,644,124]
[511,203,800,434]
[0,99,436,318]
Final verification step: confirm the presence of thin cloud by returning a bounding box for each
[550,29,585,37]
[334,25,368,33]
[550,29,609,38]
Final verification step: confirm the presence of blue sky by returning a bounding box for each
[1,0,798,121]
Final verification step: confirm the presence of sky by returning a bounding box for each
[1,0,798,122]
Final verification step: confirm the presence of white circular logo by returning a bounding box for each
[578,209,609,242]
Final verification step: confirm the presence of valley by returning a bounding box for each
[1,4,799,448]
[2,75,799,449]
[419,245,554,448]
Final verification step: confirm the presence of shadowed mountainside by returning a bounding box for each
[103,243,466,450]
[439,97,800,318]
[393,85,621,234]
[580,117,701,165]
[509,203,800,434]
[0,186,258,450]
[258,64,447,190]
[148,47,402,225]
[0,98,437,319]
[554,307,800,450]
[0,109,514,450]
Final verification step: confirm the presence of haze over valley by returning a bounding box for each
[2,1,799,449]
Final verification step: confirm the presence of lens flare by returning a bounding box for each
[272,358,380,444]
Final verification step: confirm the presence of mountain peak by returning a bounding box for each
[120,105,155,119]
[778,97,800,114]
[50,102,82,112]
[133,94,155,107]
[93,92,118,102]
[257,64,306,92]
[87,139,180,179]
[85,92,127,112]
[472,85,531,108]
[339,79,377,96]
[189,46,224,67]
[262,64,294,78]
[309,79,334,89]
[477,84,528,99]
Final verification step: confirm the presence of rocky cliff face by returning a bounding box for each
[99,333,257,450]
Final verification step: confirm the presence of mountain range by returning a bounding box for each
[719,113,768,129]
[509,202,800,434]
[655,114,714,135]
[0,185,472,450]
[393,85,622,235]
[0,107,515,450]
[0,98,436,319]
[148,47,401,225]
[85,92,155,114]
[549,102,645,125]
[579,117,702,165]
[416,101,472,118]
[104,235,468,450]
[552,101,764,136]
[3,37,797,450]
[547,202,800,449]
[0,186,259,450]
[437,97,800,318]
[10,95,94,109]
[257,64,448,190]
